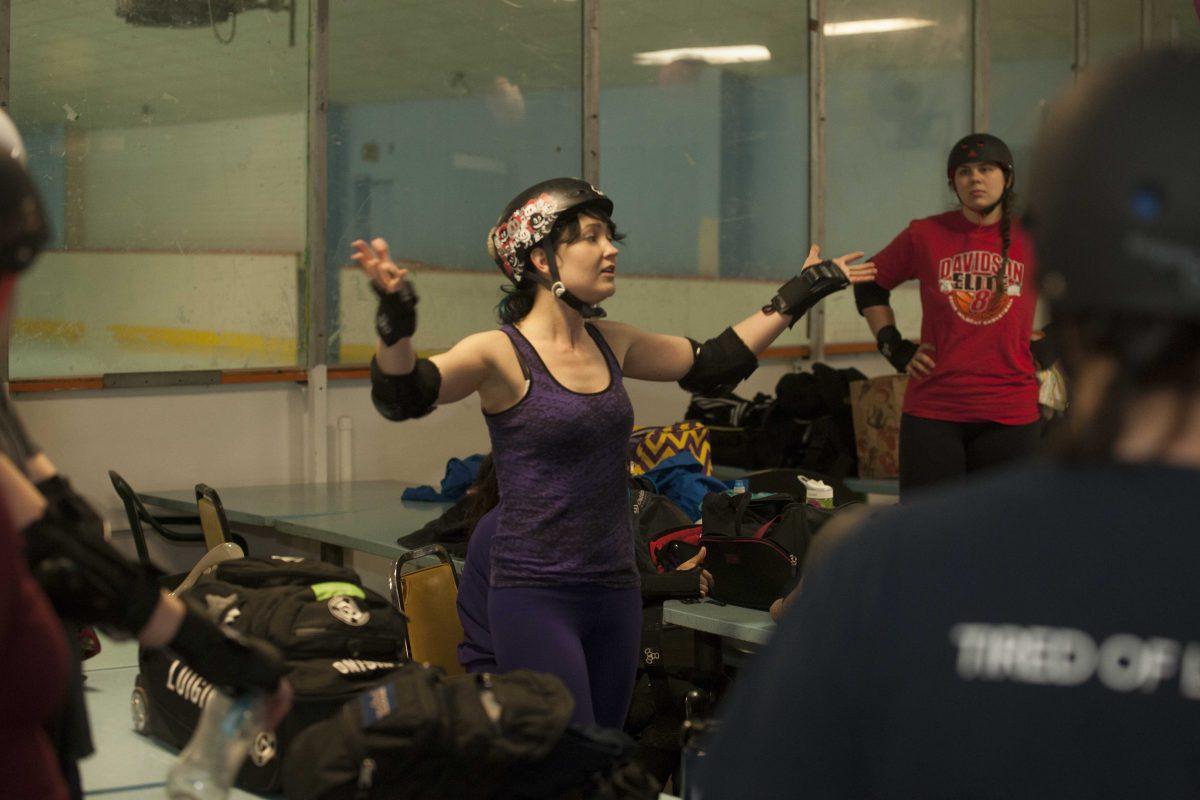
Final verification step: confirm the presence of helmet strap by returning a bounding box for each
[535,239,606,319]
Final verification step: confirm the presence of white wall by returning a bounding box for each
[14,352,885,521]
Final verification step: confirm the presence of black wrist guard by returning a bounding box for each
[170,601,287,694]
[1030,325,1060,368]
[373,281,418,346]
[678,328,758,396]
[876,325,919,373]
[25,515,161,634]
[763,261,851,328]
[370,355,440,421]
[38,474,105,539]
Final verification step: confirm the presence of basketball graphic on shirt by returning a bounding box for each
[937,250,1025,325]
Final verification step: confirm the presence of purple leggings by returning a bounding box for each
[488,583,642,728]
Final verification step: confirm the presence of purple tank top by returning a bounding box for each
[485,323,638,589]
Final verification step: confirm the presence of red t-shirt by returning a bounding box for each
[0,518,70,800]
[872,210,1039,425]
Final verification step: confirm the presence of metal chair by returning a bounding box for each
[108,469,206,566]
[194,483,249,554]
[390,544,464,675]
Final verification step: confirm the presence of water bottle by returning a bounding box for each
[166,690,266,800]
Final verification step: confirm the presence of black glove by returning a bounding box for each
[169,600,288,694]
[763,260,851,328]
[876,325,919,373]
[25,514,161,634]
[373,281,418,346]
[1030,323,1059,368]
[37,474,106,539]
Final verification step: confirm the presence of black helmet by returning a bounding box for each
[0,110,49,275]
[1026,49,1200,319]
[947,133,1015,182]
[488,177,612,285]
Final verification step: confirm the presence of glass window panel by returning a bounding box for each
[328,0,581,361]
[989,0,1074,190]
[1089,0,1142,64]
[9,0,309,376]
[1150,0,1200,47]
[823,0,971,344]
[601,0,809,283]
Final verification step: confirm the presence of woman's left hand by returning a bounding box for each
[801,244,877,284]
[677,546,714,598]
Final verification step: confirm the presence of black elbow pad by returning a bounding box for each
[370,356,441,421]
[678,328,758,396]
[1031,322,1060,368]
[854,281,891,315]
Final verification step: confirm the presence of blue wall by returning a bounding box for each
[25,124,66,249]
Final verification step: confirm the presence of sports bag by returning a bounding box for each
[282,664,660,800]
[644,518,795,611]
[211,554,361,588]
[648,492,836,610]
[134,652,403,793]
[700,490,805,535]
[133,558,409,793]
[191,578,407,660]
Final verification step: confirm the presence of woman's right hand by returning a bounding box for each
[351,237,409,294]
[906,343,937,378]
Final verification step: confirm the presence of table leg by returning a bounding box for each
[320,542,345,566]
[694,630,724,682]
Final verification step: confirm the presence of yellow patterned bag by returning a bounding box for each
[629,421,713,476]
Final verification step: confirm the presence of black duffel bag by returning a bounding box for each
[691,491,841,610]
[190,578,408,660]
[134,652,403,793]
[133,557,409,793]
[210,554,362,587]
[283,663,659,800]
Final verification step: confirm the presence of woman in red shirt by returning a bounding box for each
[854,134,1041,496]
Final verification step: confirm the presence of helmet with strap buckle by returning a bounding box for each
[487,177,614,319]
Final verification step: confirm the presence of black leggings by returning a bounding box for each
[899,413,1040,498]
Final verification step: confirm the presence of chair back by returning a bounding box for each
[171,542,245,596]
[109,469,205,564]
[390,545,464,675]
[194,483,234,552]
[108,470,152,563]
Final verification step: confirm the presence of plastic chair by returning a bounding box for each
[194,483,249,555]
[390,544,465,675]
[108,470,206,566]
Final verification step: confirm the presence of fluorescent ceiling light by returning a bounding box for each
[633,45,771,66]
[824,18,936,36]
